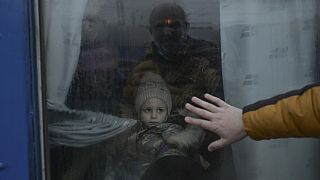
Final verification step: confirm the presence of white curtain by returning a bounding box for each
[221,0,320,179]
[43,0,88,108]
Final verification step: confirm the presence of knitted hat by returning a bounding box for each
[134,72,172,115]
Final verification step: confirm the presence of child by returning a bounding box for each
[125,72,205,179]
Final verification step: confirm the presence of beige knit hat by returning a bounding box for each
[134,72,172,114]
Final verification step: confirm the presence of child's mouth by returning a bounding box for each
[148,122,159,126]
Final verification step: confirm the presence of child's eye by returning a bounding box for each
[143,108,152,113]
[156,108,165,113]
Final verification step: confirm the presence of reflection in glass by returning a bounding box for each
[43,0,235,180]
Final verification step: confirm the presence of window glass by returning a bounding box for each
[43,0,233,180]
[42,0,320,180]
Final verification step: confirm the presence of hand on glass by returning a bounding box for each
[184,93,247,151]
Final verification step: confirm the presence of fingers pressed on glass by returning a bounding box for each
[191,96,221,113]
[208,139,227,151]
[185,103,214,120]
[204,93,229,107]
[184,117,212,130]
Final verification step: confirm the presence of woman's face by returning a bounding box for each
[140,98,168,127]
[150,17,188,54]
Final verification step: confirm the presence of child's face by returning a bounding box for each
[140,98,168,127]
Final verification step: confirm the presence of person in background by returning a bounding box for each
[120,3,234,178]
[184,82,320,151]
[120,2,222,121]
[66,14,124,114]
[52,11,126,180]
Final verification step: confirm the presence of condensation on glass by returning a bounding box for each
[42,0,235,180]
[41,0,320,180]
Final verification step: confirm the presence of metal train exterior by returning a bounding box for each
[0,0,42,179]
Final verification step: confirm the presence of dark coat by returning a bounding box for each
[120,37,223,122]
[119,37,227,180]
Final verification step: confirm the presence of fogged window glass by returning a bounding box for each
[219,1,320,180]
[43,0,235,180]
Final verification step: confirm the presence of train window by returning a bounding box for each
[40,0,320,180]
[41,0,234,179]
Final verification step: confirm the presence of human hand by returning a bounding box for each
[184,94,247,151]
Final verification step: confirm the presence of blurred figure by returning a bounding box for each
[120,2,222,119]
[120,3,235,180]
[52,10,126,180]
[66,12,124,114]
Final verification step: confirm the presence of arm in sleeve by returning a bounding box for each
[242,82,320,140]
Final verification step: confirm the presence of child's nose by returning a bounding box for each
[151,111,157,118]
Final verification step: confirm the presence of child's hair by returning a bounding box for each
[134,72,172,116]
